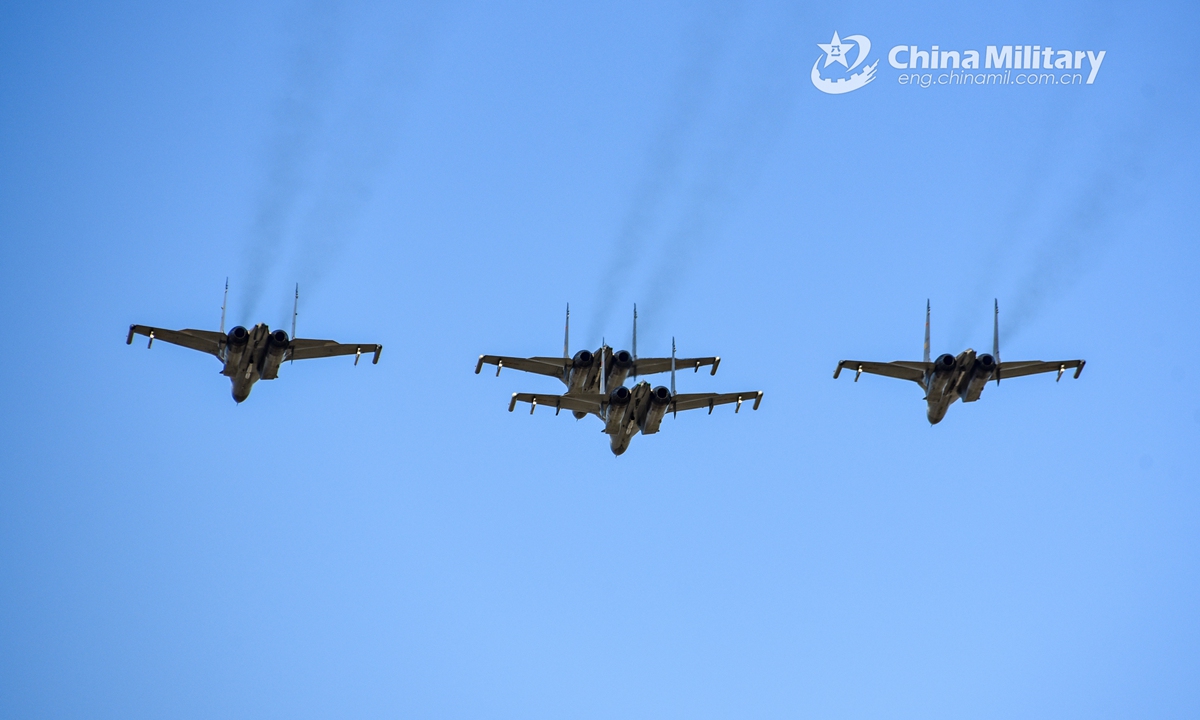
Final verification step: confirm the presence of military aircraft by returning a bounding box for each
[834,300,1084,424]
[508,337,762,456]
[476,304,720,419]
[127,281,382,403]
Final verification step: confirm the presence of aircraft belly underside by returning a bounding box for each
[608,422,637,456]
[925,394,954,424]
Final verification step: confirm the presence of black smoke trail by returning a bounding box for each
[239,1,344,321]
[587,3,744,340]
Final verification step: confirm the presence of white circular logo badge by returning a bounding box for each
[812,32,878,94]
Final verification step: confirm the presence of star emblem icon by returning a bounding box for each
[817,31,855,68]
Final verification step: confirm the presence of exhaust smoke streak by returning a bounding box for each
[945,112,1079,350]
[587,4,743,340]
[279,5,438,323]
[590,5,802,344]
[1005,125,1147,341]
[946,111,1151,349]
[642,17,800,322]
[240,1,344,322]
[241,3,435,328]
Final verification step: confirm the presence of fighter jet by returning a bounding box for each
[476,304,720,419]
[834,300,1084,424]
[508,338,762,456]
[127,281,382,403]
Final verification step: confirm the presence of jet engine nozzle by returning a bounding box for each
[261,328,290,380]
[223,325,251,375]
[935,353,956,370]
[959,353,998,403]
[604,385,632,434]
[639,385,673,434]
[612,350,633,368]
[572,349,594,368]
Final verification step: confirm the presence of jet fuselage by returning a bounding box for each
[562,346,635,419]
[922,349,997,424]
[222,323,290,403]
[601,381,672,455]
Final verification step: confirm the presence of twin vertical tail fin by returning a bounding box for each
[220,278,229,335]
[291,283,299,363]
[601,335,607,395]
[923,299,931,364]
[671,336,677,418]
[632,304,638,380]
[993,299,1001,384]
[600,335,607,420]
[563,303,570,359]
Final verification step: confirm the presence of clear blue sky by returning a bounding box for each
[2,1,1198,718]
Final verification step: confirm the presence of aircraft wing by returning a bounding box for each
[632,356,720,376]
[127,325,225,358]
[476,355,570,379]
[670,391,763,414]
[834,360,929,383]
[508,392,607,414]
[997,359,1085,381]
[288,339,383,364]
